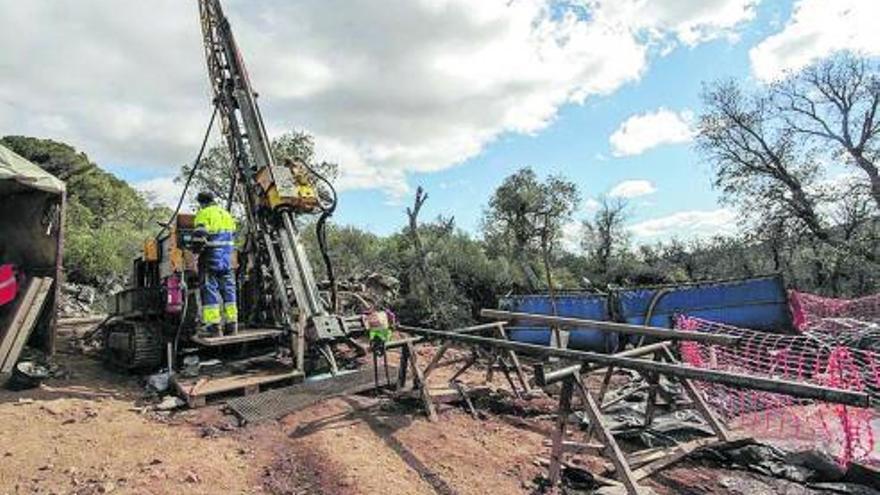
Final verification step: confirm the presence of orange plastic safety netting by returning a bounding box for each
[675,305,880,466]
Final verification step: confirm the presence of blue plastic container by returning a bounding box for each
[500,294,619,353]
[617,275,793,333]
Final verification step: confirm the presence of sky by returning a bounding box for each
[1,0,878,246]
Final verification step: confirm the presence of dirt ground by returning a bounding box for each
[0,320,875,495]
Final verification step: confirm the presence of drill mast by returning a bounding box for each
[197,0,347,370]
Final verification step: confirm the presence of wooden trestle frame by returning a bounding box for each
[394,314,869,495]
[536,344,730,494]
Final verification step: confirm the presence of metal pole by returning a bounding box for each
[388,322,512,349]
[399,326,869,407]
[540,341,673,383]
[480,309,740,346]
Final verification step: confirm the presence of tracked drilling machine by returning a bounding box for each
[103,0,377,387]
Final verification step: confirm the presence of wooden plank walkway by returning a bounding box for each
[172,365,303,407]
[189,328,283,347]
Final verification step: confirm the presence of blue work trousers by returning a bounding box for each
[201,269,237,326]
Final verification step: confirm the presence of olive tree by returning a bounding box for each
[482,167,580,293]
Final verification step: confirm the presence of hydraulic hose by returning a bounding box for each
[303,162,339,311]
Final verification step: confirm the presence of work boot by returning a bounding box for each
[225,322,239,336]
[197,325,220,339]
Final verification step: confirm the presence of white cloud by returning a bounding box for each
[134,176,185,209]
[596,0,758,46]
[561,220,585,253]
[583,197,602,214]
[628,208,737,240]
[608,179,657,199]
[609,108,695,157]
[0,0,756,197]
[750,0,880,81]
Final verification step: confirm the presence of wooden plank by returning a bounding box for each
[174,368,303,405]
[0,278,40,367]
[4,277,53,372]
[421,342,450,379]
[542,439,605,454]
[448,352,477,383]
[661,347,730,441]
[627,447,670,469]
[632,437,725,480]
[495,324,531,394]
[1,277,52,373]
[573,374,645,495]
[451,381,479,418]
[406,340,437,422]
[190,328,283,347]
[548,377,574,486]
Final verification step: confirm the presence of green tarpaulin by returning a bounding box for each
[0,144,65,195]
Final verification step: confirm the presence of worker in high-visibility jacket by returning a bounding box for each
[194,191,238,337]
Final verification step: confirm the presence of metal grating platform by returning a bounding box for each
[226,365,396,424]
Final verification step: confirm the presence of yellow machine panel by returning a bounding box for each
[255,160,319,213]
[143,238,160,262]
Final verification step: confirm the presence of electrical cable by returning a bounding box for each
[172,275,189,362]
[153,105,216,367]
[155,105,219,240]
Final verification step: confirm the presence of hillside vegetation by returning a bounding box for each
[1,135,170,288]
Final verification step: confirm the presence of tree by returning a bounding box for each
[697,78,878,263]
[774,54,880,209]
[394,187,477,328]
[482,167,580,293]
[176,130,339,210]
[581,196,629,280]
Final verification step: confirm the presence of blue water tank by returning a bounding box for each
[617,275,793,333]
[500,294,619,353]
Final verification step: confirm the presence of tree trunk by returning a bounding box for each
[855,155,880,211]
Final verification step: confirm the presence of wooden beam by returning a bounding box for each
[573,374,645,495]
[661,346,729,441]
[632,437,726,480]
[398,326,869,407]
[420,342,449,379]
[405,340,437,421]
[548,376,573,486]
[494,323,531,394]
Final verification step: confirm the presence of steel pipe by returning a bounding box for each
[399,326,870,408]
[387,322,508,349]
[538,341,672,385]
[481,309,739,347]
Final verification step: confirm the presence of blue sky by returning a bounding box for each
[2,0,875,245]
[325,1,795,239]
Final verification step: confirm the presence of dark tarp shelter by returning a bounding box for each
[0,143,65,356]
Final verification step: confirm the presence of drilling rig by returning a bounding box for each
[102,0,372,394]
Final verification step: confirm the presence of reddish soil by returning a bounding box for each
[0,321,866,495]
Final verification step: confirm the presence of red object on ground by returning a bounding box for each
[0,264,17,306]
